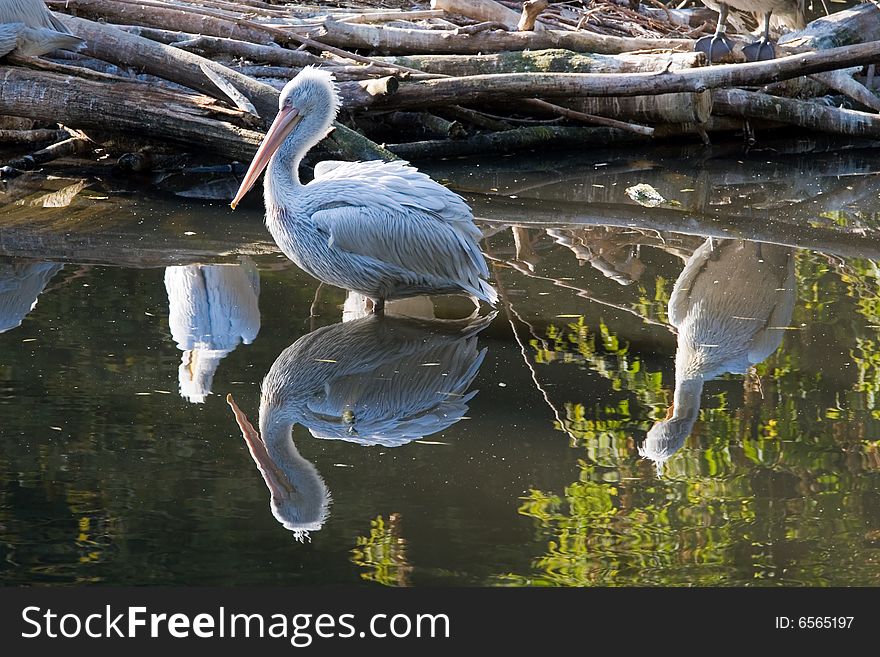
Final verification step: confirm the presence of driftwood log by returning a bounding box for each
[0,67,263,161]
[335,41,880,110]
[316,18,694,55]
[376,50,705,76]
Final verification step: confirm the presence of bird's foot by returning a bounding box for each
[695,32,734,64]
[742,38,776,62]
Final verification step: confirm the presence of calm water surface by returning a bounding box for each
[2,143,880,586]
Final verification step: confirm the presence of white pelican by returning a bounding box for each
[696,0,805,62]
[0,259,62,333]
[229,67,497,314]
[165,259,260,403]
[640,239,796,471]
[0,0,83,58]
[227,312,490,539]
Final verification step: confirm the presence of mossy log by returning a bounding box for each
[377,49,705,76]
[316,17,693,55]
[336,41,880,110]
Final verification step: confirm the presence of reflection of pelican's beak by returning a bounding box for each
[227,394,295,499]
[230,106,302,209]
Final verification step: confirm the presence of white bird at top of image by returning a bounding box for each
[230,67,498,315]
[0,0,84,58]
[639,239,797,473]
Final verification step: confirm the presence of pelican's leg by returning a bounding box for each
[743,12,776,62]
[308,283,324,330]
[695,4,734,64]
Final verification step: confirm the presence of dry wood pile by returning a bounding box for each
[2,0,880,183]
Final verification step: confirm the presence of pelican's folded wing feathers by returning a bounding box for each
[307,161,492,296]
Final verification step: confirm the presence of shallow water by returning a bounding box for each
[2,141,880,586]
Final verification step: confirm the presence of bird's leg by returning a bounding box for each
[373,297,386,315]
[743,12,776,62]
[755,241,765,262]
[694,4,734,64]
[308,282,324,331]
[309,282,324,317]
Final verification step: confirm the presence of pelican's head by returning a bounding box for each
[639,416,693,474]
[228,394,331,541]
[230,67,340,209]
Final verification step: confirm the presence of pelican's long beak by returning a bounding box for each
[227,394,295,500]
[230,106,301,209]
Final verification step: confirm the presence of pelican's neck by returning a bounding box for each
[258,401,330,538]
[263,110,333,211]
[669,375,704,423]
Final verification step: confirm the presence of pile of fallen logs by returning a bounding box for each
[2,0,880,181]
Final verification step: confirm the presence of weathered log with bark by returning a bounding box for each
[565,92,713,124]
[386,125,648,158]
[0,67,263,161]
[316,17,694,55]
[713,88,880,139]
[335,41,880,110]
[377,49,705,76]
[55,14,395,161]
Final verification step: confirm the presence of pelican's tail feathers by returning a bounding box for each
[12,27,84,57]
[478,279,499,307]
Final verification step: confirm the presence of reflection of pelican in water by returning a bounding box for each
[165,258,260,403]
[0,259,62,333]
[640,239,796,471]
[227,313,491,539]
[342,290,435,323]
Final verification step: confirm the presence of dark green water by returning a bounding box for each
[2,142,880,586]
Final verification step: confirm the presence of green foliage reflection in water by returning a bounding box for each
[351,514,412,587]
[495,253,880,587]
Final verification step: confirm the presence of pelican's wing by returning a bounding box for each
[312,160,478,226]
[668,238,718,327]
[308,161,493,298]
[311,204,491,298]
[0,1,70,32]
[746,252,797,364]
